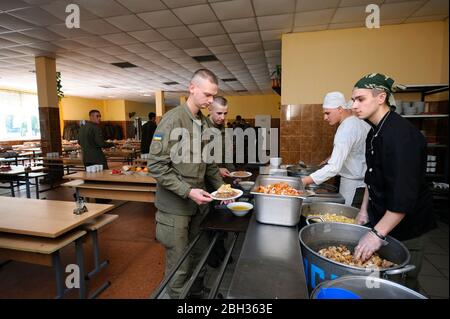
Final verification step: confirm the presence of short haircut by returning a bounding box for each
[212,96,227,107]
[371,88,389,105]
[236,115,242,120]
[148,112,156,120]
[191,68,218,86]
[89,109,100,116]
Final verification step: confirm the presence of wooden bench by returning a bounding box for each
[81,214,119,299]
[0,229,87,299]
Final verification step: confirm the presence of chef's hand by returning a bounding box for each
[301,176,313,186]
[219,168,231,178]
[356,210,369,225]
[354,231,384,262]
[189,188,213,205]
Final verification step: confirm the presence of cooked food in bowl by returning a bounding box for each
[215,184,239,198]
[233,170,250,177]
[307,213,356,224]
[227,202,253,217]
[256,182,303,196]
[318,245,396,269]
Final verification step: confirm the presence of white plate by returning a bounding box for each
[210,189,243,201]
[229,171,252,178]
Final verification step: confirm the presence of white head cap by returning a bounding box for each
[322,91,347,109]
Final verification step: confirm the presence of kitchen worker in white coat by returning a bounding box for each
[301,91,370,205]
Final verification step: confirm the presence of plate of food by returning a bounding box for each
[210,184,243,201]
[229,170,252,178]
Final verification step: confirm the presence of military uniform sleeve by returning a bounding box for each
[93,126,113,148]
[148,118,192,199]
[206,162,224,190]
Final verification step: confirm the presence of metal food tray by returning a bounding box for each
[250,175,305,226]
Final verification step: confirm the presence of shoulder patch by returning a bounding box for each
[150,141,163,155]
[153,133,163,141]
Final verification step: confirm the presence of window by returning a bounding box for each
[0,90,40,141]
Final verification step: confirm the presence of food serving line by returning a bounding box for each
[151,171,424,299]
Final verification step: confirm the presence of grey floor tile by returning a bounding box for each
[419,259,444,277]
[419,275,449,298]
[425,254,449,270]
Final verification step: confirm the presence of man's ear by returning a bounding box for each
[188,83,195,94]
[377,91,387,105]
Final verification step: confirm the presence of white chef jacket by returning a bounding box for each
[311,115,370,192]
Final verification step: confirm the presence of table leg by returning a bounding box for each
[75,237,87,299]
[25,173,31,198]
[52,251,65,299]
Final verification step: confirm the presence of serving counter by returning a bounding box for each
[227,214,309,299]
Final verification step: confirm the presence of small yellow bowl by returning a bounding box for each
[227,202,253,217]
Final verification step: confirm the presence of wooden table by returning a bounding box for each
[40,156,84,175]
[0,197,114,238]
[0,197,114,298]
[63,170,157,203]
[0,165,44,198]
[104,149,138,164]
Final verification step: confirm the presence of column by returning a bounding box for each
[155,90,165,123]
[35,56,63,181]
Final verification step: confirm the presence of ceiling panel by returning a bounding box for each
[157,25,195,40]
[188,21,225,37]
[137,10,183,28]
[222,17,258,33]
[115,0,167,13]
[210,0,254,20]
[105,15,150,32]
[294,9,335,26]
[257,14,294,31]
[128,29,164,42]
[172,4,217,24]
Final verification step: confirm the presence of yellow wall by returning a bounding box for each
[282,21,448,105]
[60,96,105,120]
[124,100,155,119]
[200,94,281,119]
[103,99,126,121]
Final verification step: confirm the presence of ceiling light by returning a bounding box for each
[111,62,138,68]
[192,55,218,63]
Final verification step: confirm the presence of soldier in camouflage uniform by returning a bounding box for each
[148,69,224,298]
[78,110,114,169]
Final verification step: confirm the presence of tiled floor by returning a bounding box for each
[0,179,448,299]
[418,221,449,299]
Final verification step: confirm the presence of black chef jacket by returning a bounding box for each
[365,111,436,241]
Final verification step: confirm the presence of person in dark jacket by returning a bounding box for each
[140,112,157,154]
[351,73,436,290]
[78,109,114,169]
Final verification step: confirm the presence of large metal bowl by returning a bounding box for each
[311,275,426,299]
[301,202,359,226]
[299,222,415,293]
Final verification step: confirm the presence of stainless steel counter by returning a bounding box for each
[227,214,309,299]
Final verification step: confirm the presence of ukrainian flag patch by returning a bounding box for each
[153,134,162,141]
